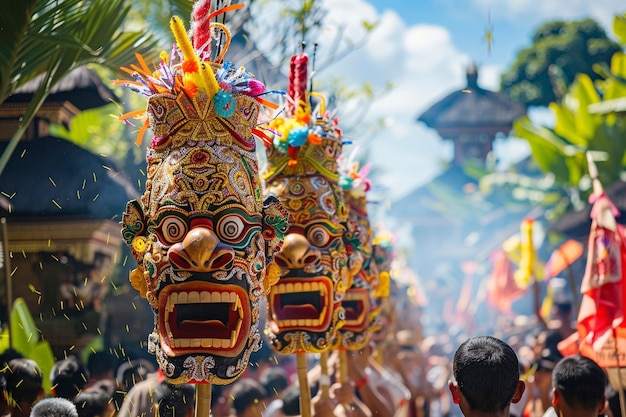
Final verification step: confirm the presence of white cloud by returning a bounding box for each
[320,1,473,200]
[470,0,625,29]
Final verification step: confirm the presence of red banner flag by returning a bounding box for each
[486,250,526,313]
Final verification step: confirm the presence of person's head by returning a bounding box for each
[50,356,89,400]
[31,397,79,417]
[86,351,116,381]
[449,336,525,415]
[551,355,606,417]
[115,359,154,390]
[4,358,43,416]
[229,378,267,417]
[280,384,301,416]
[73,380,116,417]
[155,382,195,417]
[259,367,288,399]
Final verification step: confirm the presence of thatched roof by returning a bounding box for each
[4,67,118,111]
[0,135,138,220]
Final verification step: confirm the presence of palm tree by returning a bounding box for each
[0,0,159,176]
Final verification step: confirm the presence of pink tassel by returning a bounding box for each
[287,53,308,115]
[191,0,212,56]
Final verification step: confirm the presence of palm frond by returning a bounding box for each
[0,0,159,176]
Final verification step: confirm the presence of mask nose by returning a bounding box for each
[273,233,321,269]
[168,226,235,272]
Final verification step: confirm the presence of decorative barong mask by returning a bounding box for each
[334,163,379,350]
[119,1,287,384]
[261,52,352,354]
[370,234,394,344]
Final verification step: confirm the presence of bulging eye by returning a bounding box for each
[308,225,331,248]
[217,215,245,241]
[158,216,188,245]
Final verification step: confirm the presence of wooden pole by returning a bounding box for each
[1,218,11,349]
[296,353,312,417]
[319,351,330,398]
[338,349,348,384]
[195,383,212,417]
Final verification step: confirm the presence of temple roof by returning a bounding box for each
[417,66,527,139]
[0,135,138,220]
[4,67,118,111]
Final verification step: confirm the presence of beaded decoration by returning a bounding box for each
[262,51,351,355]
[119,0,288,385]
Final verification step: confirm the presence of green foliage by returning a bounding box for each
[512,52,626,197]
[0,298,55,394]
[49,103,133,161]
[0,0,158,176]
[0,0,157,103]
[613,13,626,46]
[501,19,621,107]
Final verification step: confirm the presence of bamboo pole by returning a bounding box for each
[338,349,348,384]
[297,353,312,417]
[319,351,330,398]
[195,383,212,417]
[1,218,11,349]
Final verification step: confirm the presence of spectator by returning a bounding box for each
[86,351,117,389]
[117,369,165,417]
[259,367,288,416]
[154,382,195,417]
[449,336,525,417]
[5,358,44,417]
[228,378,267,417]
[73,380,116,417]
[50,356,89,400]
[30,397,79,417]
[543,355,606,417]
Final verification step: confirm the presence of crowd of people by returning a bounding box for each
[0,288,620,417]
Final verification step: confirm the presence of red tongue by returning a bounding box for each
[345,307,359,320]
[281,305,318,319]
[178,320,227,333]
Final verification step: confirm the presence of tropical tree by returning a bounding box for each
[0,0,159,176]
[500,19,621,108]
[481,14,626,225]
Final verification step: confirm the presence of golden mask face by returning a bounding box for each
[370,243,393,344]
[334,191,379,350]
[263,116,351,354]
[122,86,287,385]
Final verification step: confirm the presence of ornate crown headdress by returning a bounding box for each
[262,49,343,181]
[115,1,277,149]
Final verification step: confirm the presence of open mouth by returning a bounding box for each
[157,281,251,358]
[269,277,332,332]
[340,288,370,332]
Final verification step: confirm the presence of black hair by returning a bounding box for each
[31,397,79,417]
[228,378,267,414]
[73,388,110,417]
[50,356,89,400]
[552,355,606,411]
[4,358,43,407]
[86,351,116,378]
[452,335,520,412]
[259,367,289,397]
[280,384,301,416]
[155,382,195,417]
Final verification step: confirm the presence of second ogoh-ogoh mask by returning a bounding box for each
[261,52,352,354]
[119,4,287,385]
[335,163,379,350]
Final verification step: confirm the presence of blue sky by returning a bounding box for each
[297,0,626,202]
